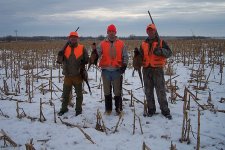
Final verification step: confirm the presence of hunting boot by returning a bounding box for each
[58,85,71,116]
[147,104,156,117]
[75,96,83,116]
[162,111,172,120]
[146,95,156,117]
[114,96,123,115]
[104,94,112,115]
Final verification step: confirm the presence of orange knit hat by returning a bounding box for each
[107,24,117,34]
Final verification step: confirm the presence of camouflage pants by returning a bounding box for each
[60,76,83,112]
[143,67,170,114]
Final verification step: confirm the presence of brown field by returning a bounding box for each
[0,38,224,53]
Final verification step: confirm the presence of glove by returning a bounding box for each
[161,48,172,58]
[154,48,172,58]
[153,48,162,56]
[120,64,127,74]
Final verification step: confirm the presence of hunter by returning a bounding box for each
[57,31,89,116]
[137,24,172,119]
[91,24,128,115]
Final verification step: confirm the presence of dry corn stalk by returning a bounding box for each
[113,113,123,133]
[16,101,26,119]
[142,141,151,150]
[25,138,36,150]
[95,109,107,135]
[58,117,95,144]
[180,87,191,144]
[170,141,177,150]
[39,98,46,122]
[0,129,17,147]
[0,109,9,118]
[196,108,201,150]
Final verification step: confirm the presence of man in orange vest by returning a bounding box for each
[57,31,89,116]
[138,24,172,119]
[92,24,128,115]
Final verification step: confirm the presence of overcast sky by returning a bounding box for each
[0,0,225,37]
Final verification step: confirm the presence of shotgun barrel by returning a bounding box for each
[147,11,160,47]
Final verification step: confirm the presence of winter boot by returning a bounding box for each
[162,112,172,120]
[114,96,123,115]
[58,99,69,116]
[58,96,69,116]
[162,110,172,120]
[58,108,68,116]
[146,108,156,117]
[75,111,82,116]
[104,94,112,115]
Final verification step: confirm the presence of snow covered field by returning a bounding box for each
[0,54,225,150]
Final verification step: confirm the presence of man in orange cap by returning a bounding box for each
[57,31,89,116]
[137,24,172,119]
[91,24,128,115]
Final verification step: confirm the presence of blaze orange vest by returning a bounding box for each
[99,40,124,68]
[64,44,84,59]
[142,40,166,67]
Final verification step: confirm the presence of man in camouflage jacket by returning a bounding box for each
[57,31,89,116]
[137,24,172,119]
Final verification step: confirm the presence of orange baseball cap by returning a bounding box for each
[146,24,156,33]
[68,31,79,38]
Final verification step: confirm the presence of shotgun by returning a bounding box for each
[147,11,161,49]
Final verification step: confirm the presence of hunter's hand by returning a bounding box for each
[154,48,172,58]
[120,64,127,74]
[153,48,162,56]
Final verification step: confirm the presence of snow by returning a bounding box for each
[0,56,225,150]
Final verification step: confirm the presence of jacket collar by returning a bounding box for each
[145,37,158,44]
[105,36,118,43]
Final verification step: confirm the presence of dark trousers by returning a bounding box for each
[60,76,83,112]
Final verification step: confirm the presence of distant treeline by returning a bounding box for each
[0,35,214,42]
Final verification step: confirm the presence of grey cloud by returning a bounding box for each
[0,0,224,37]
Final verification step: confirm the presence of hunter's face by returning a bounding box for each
[69,36,78,44]
[107,31,116,40]
[147,28,156,39]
